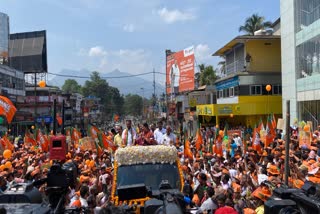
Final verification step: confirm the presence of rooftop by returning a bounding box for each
[212,35,281,56]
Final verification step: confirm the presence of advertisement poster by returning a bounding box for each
[166,46,195,94]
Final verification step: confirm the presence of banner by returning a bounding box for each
[0,96,17,123]
[166,46,195,94]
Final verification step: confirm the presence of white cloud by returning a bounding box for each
[195,44,211,62]
[123,24,135,32]
[157,7,196,24]
[88,46,107,57]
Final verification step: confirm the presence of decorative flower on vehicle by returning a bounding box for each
[115,145,178,166]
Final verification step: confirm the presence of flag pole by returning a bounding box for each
[285,100,290,186]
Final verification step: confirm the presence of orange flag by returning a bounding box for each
[56,113,62,126]
[37,129,49,152]
[184,140,193,160]
[0,96,17,123]
[1,135,14,151]
[71,128,81,144]
[102,132,117,151]
[195,129,203,150]
[25,130,36,146]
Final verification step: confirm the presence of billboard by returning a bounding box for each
[9,30,47,73]
[166,46,195,94]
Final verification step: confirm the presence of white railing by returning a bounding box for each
[225,60,245,75]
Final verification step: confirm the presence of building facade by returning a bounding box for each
[281,0,320,128]
[0,12,9,65]
[196,31,282,128]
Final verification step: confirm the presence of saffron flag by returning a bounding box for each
[101,132,117,151]
[0,96,17,124]
[1,135,14,151]
[195,129,203,150]
[25,130,36,146]
[71,128,81,144]
[272,113,277,130]
[184,140,193,160]
[36,129,49,152]
[257,119,265,134]
[56,113,62,126]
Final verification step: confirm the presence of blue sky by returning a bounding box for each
[2,0,280,87]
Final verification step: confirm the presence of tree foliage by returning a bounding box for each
[198,64,218,86]
[81,71,124,116]
[124,94,143,116]
[239,14,272,35]
[62,79,82,93]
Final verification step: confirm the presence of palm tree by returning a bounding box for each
[239,14,272,35]
[197,64,218,86]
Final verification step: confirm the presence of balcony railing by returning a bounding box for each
[225,60,245,75]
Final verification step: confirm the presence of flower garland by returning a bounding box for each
[115,145,178,166]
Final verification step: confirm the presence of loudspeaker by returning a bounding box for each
[117,183,147,201]
[264,199,297,214]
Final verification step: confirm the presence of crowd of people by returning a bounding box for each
[0,119,319,214]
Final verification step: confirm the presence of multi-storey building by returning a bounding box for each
[281,0,320,128]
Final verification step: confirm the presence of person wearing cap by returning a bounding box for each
[251,184,272,214]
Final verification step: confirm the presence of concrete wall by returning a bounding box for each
[281,0,298,123]
[245,39,282,72]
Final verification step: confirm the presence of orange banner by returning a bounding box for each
[0,96,17,123]
[166,46,195,94]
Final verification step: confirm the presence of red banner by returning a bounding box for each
[166,46,195,94]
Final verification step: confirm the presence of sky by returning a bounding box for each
[1,0,280,88]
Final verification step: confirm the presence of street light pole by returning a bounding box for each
[141,87,144,119]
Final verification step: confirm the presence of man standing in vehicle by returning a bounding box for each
[122,120,136,147]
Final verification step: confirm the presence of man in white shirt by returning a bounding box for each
[121,120,137,146]
[160,125,176,146]
[154,121,166,144]
[170,59,180,97]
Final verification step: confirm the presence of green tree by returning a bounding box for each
[239,14,272,35]
[124,94,143,116]
[62,79,82,93]
[198,64,218,86]
[82,71,124,117]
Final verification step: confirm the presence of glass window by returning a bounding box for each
[273,85,282,95]
[229,87,234,97]
[295,0,320,33]
[234,86,240,96]
[250,85,262,95]
[296,33,320,79]
[223,88,229,97]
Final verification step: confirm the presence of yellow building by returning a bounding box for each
[197,34,282,128]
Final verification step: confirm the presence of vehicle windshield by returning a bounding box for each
[116,163,181,192]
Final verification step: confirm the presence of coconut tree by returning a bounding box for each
[239,14,272,35]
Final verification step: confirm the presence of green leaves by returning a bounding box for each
[239,13,273,35]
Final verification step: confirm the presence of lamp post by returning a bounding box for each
[140,87,145,119]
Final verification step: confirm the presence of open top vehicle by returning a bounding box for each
[111,145,186,213]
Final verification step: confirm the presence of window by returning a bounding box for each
[250,85,262,95]
[273,85,282,95]
[217,90,223,98]
[229,87,235,97]
[234,86,239,96]
[223,88,229,97]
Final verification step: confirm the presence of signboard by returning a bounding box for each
[36,116,53,123]
[218,105,233,115]
[216,76,239,91]
[196,104,214,116]
[166,46,195,94]
[277,118,284,130]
